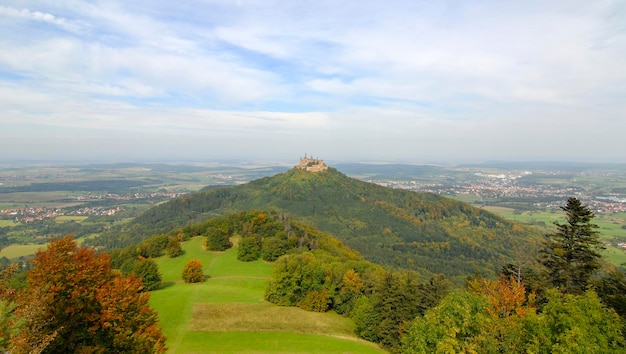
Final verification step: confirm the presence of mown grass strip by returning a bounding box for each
[174,332,386,354]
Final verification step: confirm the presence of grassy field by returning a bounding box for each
[0,244,45,259]
[150,237,385,353]
[483,207,626,266]
[0,191,84,207]
[0,220,16,227]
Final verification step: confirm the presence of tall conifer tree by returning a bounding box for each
[539,197,603,294]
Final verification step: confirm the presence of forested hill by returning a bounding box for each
[95,167,542,280]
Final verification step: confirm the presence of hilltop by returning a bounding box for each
[93,164,542,280]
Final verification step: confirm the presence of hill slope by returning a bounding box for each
[151,236,385,353]
[105,167,542,279]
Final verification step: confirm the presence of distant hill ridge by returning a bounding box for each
[107,163,542,281]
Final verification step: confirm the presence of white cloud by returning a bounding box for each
[0,5,83,33]
[0,0,624,162]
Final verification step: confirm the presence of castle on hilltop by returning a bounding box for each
[296,154,328,172]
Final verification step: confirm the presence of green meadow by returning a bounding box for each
[150,237,386,354]
[0,244,45,259]
[484,207,626,266]
[0,191,84,208]
[0,220,16,227]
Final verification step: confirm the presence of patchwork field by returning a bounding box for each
[150,237,385,353]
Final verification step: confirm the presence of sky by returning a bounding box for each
[1,1,625,164]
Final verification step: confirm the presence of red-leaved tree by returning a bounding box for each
[9,235,166,353]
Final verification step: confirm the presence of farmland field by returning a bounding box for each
[0,220,15,227]
[483,207,626,266]
[0,244,45,259]
[150,237,385,353]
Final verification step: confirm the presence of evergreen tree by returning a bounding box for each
[594,270,626,320]
[539,197,603,294]
[417,274,450,315]
[351,270,422,349]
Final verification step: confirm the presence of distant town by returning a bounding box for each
[0,191,187,223]
[367,170,626,214]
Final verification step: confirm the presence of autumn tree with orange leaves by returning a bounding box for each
[8,235,166,353]
[182,259,205,283]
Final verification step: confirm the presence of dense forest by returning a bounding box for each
[88,167,542,282]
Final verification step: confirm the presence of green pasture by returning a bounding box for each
[595,212,626,239]
[482,207,560,231]
[150,237,385,353]
[0,244,45,259]
[0,191,82,205]
[0,220,16,227]
[173,332,384,354]
[448,193,480,204]
[0,233,97,259]
[484,207,626,266]
[603,247,626,267]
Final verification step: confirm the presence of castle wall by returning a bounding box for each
[297,157,328,172]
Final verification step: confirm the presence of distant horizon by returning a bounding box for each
[2,156,626,169]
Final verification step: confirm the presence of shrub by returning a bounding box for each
[182,259,205,283]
